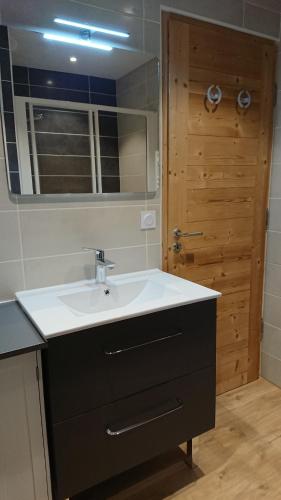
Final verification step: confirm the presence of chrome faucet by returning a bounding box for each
[83,247,115,284]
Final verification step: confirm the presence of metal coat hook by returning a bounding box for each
[237,89,252,110]
[204,84,223,113]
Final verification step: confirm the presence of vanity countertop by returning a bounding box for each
[0,301,46,359]
[16,269,221,339]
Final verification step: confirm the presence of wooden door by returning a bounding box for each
[162,14,276,394]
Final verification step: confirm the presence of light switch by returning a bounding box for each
[140,210,156,230]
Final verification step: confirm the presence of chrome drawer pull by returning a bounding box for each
[106,399,184,437]
[173,227,203,238]
[104,331,183,356]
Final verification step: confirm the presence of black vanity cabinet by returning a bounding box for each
[42,299,217,500]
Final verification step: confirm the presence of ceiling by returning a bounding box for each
[9,28,152,80]
[2,0,155,80]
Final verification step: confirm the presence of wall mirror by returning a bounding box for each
[0,24,159,196]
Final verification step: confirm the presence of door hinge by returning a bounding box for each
[274,83,278,107]
[265,208,270,230]
[261,318,264,342]
[35,365,40,382]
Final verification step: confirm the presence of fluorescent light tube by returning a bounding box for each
[43,33,112,51]
[54,18,129,38]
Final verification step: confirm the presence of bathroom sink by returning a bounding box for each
[16,269,220,338]
[59,279,182,314]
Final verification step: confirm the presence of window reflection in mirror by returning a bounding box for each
[0,26,159,196]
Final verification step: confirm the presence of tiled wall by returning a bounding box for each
[116,58,159,192]
[13,65,117,106]
[0,0,280,302]
[0,26,20,193]
[262,23,281,386]
[116,58,159,112]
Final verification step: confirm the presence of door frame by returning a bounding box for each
[161,12,276,383]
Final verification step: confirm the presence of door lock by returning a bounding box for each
[173,242,182,253]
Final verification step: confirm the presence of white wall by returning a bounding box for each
[0,0,280,301]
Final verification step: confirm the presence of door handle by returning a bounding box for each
[173,228,203,238]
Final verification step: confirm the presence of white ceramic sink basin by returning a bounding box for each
[59,279,182,314]
[16,269,221,339]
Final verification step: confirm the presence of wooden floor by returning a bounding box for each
[74,378,281,500]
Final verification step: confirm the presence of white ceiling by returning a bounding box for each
[9,28,152,80]
[2,0,156,80]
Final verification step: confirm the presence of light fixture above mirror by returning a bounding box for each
[43,32,113,52]
[54,18,130,39]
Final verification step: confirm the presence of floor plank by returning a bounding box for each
[73,379,281,500]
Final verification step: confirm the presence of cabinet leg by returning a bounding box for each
[185,439,193,468]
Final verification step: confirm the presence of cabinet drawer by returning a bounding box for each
[43,300,216,423]
[50,366,215,500]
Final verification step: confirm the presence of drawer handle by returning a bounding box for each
[104,331,183,356]
[106,399,184,437]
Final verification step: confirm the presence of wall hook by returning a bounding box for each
[237,89,252,110]
[204,84,222,113]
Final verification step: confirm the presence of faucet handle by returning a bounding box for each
[82,247,104,261]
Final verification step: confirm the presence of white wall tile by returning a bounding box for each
[264,263,281,295]
[147,244,161,269]
[262,322,281,360]
[269,163,281,197]
[261,352,281,387]
[19,206,146,259]
[272,129,281,163]
[105,245,147,274]
[144,20,161,57]
[144,0,173,22]
[244,0,281,13]
[70,0,143,17]
[172,0,244,27]
[0,212,22,262]
[146,204,161,244]
[266,231,281,265]
[268,199,281,232]
[264,292,281,330]
[244,2,280,37]
[276,53,281,90]
[23,252,94,289]
[0,159,16,211]
[0,261,24,300]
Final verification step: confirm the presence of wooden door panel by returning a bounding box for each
[179,218,253,250]
[184,164,256,189]
[216,345,248,395]
[187,136,258,165]
[190,67,262,91]
[189,80,261,99]
[186,264,251,296]
[189,93,260,138]
[163,14,276,394]
[185,187,255,222]
[177,244,252,265]
[217,291,250,348]
[217,373,248,395]
[175,247,252,295]
[189,25,262,78]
